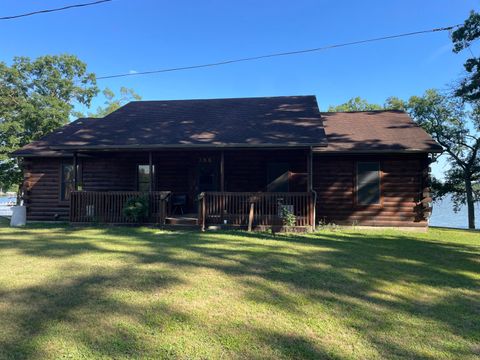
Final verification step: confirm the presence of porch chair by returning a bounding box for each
[172,194,187,215]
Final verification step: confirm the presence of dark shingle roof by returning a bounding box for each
[314,110,442,153]
[13,96,326,156]
[12,97,442,157]
[12,118,95,157]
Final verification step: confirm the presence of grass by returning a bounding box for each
[0,218,478,359]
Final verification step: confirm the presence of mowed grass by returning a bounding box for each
[0,218,478,359]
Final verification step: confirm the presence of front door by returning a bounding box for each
[196,157,219,193]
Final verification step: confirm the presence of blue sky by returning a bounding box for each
[1,0,478,177]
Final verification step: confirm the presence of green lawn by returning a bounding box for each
[0,218,478,359]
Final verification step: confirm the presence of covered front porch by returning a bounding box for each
[67,148,316,230]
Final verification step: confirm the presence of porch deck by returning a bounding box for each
[70,191,316,231]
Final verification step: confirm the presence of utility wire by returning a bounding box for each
[0,0,113,21]
[97,24,461,80]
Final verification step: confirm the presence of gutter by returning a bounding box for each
[49,142,329,151]
[312,148,443,154]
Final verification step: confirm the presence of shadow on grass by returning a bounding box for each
[0,223,478,358]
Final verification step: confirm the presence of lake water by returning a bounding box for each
[0,195,478,229]
[0,196,16,217]
[429,195,480,229]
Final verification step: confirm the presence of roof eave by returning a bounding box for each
[50,142,328,151]
[312,148,443,154]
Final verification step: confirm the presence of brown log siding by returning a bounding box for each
[22,151,431,227]
[23,158,70,221]
[313,154,430,227]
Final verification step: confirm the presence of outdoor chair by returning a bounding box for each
[172,194,187,215]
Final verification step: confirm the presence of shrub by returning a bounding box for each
[123,196,149,222]
[280,205,296,227]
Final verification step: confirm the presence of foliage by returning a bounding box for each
[280,205,296,227]
[328,96,405,112]
[0,221,478,359]
[404,89,479,228]
[451,11,480,101]
[74,86,141,118]
[316,217,342,231]
[383,96,407,111]
[327,97,383,112]
[431,171,480,212]
[122,196,149,222]
[0,54,98,192]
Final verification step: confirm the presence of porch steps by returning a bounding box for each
[165,215,198,226]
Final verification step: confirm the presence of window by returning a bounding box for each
[61,163,75,201]
[356,162,381,205]
[137,165,154,192]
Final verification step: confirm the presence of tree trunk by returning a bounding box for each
[464,176,476,229]
[16,183,22,206]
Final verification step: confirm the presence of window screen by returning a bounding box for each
[357,162,380,205]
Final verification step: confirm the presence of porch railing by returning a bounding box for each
[70,191,172,224]
[198,191,315,230]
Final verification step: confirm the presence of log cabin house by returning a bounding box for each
[12,95,442,230]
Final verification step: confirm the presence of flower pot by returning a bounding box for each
[10,206,26,227]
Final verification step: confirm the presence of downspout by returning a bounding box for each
[309,146,317,231]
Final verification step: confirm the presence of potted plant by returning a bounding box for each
[123,196,149,223]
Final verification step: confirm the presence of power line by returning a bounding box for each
[97,24,460,80]
[0,0,113,21]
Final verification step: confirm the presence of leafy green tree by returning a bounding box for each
[405,90,479,229]
[328,97,383,112]
[74,87,141,118]
[328,96,405,112]
[0,54,98,197]
[384,96,407,111]
[451,11,480,101]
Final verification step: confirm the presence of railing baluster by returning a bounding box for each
[70,190,313,229]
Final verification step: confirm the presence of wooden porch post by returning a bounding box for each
[149,151,153,192]
[307,148,313,191]
[307,147,316,230]
[220,150,225,223]
[220,150,225,192]
[73,152,78,191]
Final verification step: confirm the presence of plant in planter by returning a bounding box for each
[123,196,149,223]
[280,205,296,227]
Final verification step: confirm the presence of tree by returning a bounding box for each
[451,11,480,101]
[328,96,405,112]
[74,87,141,118]
[405,90,480,229]
[328,97,383,112]
[0,54,98,198]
